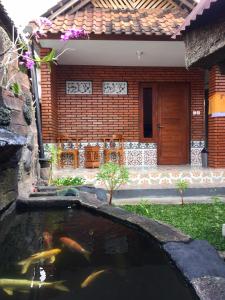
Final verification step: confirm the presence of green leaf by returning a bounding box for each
[41,49,57,63]
[10,82,21,97]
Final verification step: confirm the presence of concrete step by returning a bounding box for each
[30,191,57,197]
[37,186,57,192]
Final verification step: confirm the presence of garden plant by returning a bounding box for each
[176,179,188,205]
[52,176,85,186]
[97,162,129,205]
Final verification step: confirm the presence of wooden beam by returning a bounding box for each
[48,0,81,20]
[68,0,92,14]
[178,0,194,10]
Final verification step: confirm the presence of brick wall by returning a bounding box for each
[40,48,58,142]
[208,65,225,168]
[41,60,204,143]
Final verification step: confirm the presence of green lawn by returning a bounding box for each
[123,202,225,251]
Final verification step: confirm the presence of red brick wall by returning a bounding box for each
[208,65,225,168]
[41,61,204,143]
[40,48,58,142]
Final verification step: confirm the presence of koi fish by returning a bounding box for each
[18,248,61,274]
[81,270,107,288]
[43,232,53,249]
[60,237,91,261]
[0,278,69,296]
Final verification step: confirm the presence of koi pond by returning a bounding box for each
[0,207,198,300]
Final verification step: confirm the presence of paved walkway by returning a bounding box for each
[53,165,225,189]
[112,196,225,205]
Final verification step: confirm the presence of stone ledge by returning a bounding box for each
[16,192,105,210]
[96,205,191,243]
[191,276,225,300]
[16,196,80,209]
[164,240,225,299]
[164,240,225,281]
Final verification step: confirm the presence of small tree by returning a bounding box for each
[176,179,188,205]
[97,162,129,205]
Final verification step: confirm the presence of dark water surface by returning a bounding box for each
[0,208,198,300]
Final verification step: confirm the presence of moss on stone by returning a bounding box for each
[23,95,32,125]
[0,106,11,126]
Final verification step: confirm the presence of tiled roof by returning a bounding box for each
[45,7,186,36]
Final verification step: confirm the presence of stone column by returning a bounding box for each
[208,65,225,167]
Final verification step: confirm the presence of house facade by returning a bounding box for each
[38,0,208,168]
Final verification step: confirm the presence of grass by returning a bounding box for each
[123,202,225,251]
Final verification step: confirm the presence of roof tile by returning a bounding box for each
[44,7,186,36]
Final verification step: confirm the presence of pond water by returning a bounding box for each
[0,208,198,300]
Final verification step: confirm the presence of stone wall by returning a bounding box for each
[0,26,39,211]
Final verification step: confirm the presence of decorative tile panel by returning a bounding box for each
[103,82,127,95]
[44,142,158,167]
[66,81,92,94]
[45,141,206,167]
[191,140,205,166]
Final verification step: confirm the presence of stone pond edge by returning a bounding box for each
[15,192,225,300]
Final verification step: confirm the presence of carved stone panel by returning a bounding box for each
[103,82,128,95]
[66,81,92,94]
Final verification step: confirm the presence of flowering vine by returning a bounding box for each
[0,16,87,93]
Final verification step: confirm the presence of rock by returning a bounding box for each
[57,188,79,197]
[0,128,26,146]
[76,186,108,202]
[26,133,34,151]
[191,276,225,300]
[218,251,225,261]
[163,240,225,281]
[0,107,11,127]
[22,148,32,173]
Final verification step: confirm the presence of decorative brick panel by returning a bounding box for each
[208,65,225,168]
[40,54,204,147]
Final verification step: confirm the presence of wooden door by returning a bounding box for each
[158,83,189,165]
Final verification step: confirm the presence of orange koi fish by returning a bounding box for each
[81,270,107,288]
[43,232,53,249]
[60,237,91,261]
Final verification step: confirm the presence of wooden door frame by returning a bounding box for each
[157,82,191,165]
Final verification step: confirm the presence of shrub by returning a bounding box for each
[97,162,129,205]
[52,176,85,186]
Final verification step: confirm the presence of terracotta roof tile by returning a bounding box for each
[44,7,186,36]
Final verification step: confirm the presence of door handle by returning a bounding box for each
[157,124,164,129]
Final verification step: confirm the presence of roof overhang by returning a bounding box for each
[173,0,219,38]
[39,39,185,67]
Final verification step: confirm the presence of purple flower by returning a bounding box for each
[21,51,35,69]
[60,28,86,41]
[37,17,52,27]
